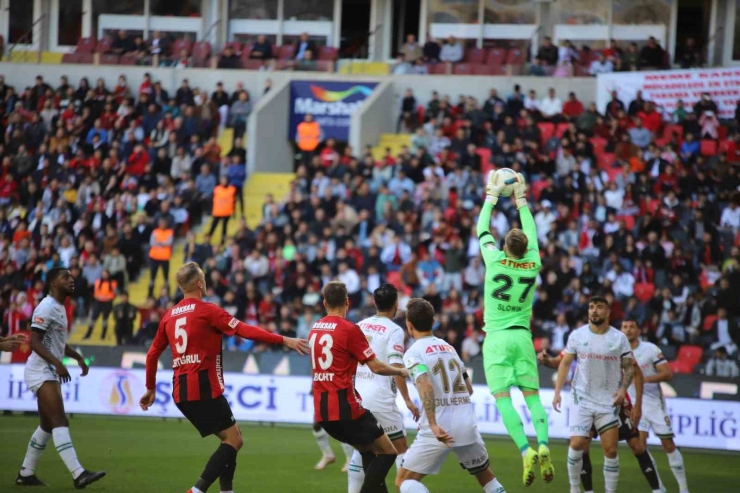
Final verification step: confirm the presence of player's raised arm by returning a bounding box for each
[513,174,539,256]
[476,172,502,249]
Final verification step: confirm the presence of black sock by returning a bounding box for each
[219,459,236,492]
[360,453,395,493]
[635,451,661,489]
[581,452,593,491]
[360,451,376,474]
[195,443,238,492]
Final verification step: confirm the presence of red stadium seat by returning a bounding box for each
[505,48,524,66]
[537,122,555,145]
[633,283,655,304]
[318,46,338,61]
[598,153,616,170]
[62,53,81,64]
[95,37,113,53]
[669,360,694,374]
[99,53,120,65]
[719,125,729,141]
[386,271,402,289]
[662,124,683,141]
[222,41,242,56]
[555,122,570,139]
[465,47,486,64]
[274,59,291,70]
[476,148,492,175]
[703,315,718,331]
[720,139,731,154]
[278,44,296,60]
[430,63,449,75]
[531,180,548,201]
[616,215,635,231]
[171,38,193,57]
[472,64,505,75]
[315,60,333,72]
[590,137,607,153]
[241,59,263,70]
[77,53,94,64]
[533,338,545,353]
[677,345,703,366]
[700,139,717,156]
[606,166,621,182]
[452,63,473,75]
[119,53,138,65]
[192,41,212,67]
[240,44,253,60]
[486,48,506,66]
[75,37,96,54]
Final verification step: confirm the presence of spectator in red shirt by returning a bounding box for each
[126,144,150,177]
[320,138,339,167]
[562,92,584,119]
[638,102,662,134]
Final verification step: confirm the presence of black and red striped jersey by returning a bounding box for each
[146,298,284,403]
[310,315,376,422]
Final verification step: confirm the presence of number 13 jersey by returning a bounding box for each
[404,336,478,445]
[310,315,376,422]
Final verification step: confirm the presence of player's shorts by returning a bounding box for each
[176,395,236,438]
[371,408,406,441]
[482,327,539,394]
[569,403,620,438]
[637,399,675,439]
[24,366,59,395]
[401,432,490,476]
[320,410,385,447]
[591,404,639,442]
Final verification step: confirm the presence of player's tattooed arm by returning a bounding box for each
[621,355,636,390]
[416,373,437,424]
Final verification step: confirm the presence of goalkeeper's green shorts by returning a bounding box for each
[483,328,540,395]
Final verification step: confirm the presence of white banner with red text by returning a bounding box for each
[1,365,738,451]
[596,68,740,120]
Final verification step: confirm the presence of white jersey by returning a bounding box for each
[355,315,405,413]
[565,325,633,413]
[628,341,667,406]
[26,296,69,374]
[404,336,478,446]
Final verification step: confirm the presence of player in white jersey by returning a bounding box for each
[622,319,691,493]
[395,299,506,493]
[15,268,106,489]
[348,284,420,493]
[554,296,636,493]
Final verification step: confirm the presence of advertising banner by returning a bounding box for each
[289,81,377,141]
[2,365,738,451]
[596,68,740,120]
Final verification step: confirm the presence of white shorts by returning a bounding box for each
[372,408,406,441]
[569,404,620,437]
[24,366,58,395]
[638,399,675,438]
[401,433,489,476]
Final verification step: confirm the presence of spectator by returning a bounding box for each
[296,113,322,163]
[527,58,546,76]
[705,346,739,377]
[539,88,563,121]
[209,175,236,243]
[294,32,316,61]
[461,328,482,363]
[439,36,463,63]
[392,54,412,75]
[295,49,318,71]
[629,118,652,149]
[549,313,570,353]
[229,91,252,138]
[562,92,584,119]
[536,36,558,66]
[250,35,273,61]
[148,217,173,298]
[677,37,702,69]
[639,36,665,69]
[589,52,614,75]
[149,31,170,58]
[672,99,688,123]
[400,34,422,62]
[423,36,441,62]
[218,46,240,69]
[110,30,132,55]
[623,43,640,70]
[83,269,117,340]
[699,110,720,139]
[112,291,138,345]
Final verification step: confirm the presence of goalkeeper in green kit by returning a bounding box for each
[477,170,553,487]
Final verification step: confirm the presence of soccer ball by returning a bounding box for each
[492,168,520,197]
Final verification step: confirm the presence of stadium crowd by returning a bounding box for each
[0,69,739,376]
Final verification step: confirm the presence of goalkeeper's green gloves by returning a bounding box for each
[513,173,528,209]
[485,171,502,205]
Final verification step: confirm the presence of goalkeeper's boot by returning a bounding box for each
[15,473,47,486]
[538,444,554,483]
[523,447,539,487]
[73,470,106,489]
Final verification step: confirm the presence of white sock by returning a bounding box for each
[20,427,52,476]
[667,449,689,491]
[190,488,204,493]
[52,428,84,479]
[220,491,234,493]
[348,450,364,493]
[400,479,429,493]
[483,477,506,492]
[604,456,619,493]
[395,452,405,471]
[341,442,354,461]
[567,447,583,490]
[312,428,334,458]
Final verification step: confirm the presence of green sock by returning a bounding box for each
[495,396,530,453]
[524,394,549,447]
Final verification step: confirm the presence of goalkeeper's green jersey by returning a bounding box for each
[476,201,541,333]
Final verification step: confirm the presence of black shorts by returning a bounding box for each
[319,410,384,447]
[176,395,236,438]
[591,406,639,442]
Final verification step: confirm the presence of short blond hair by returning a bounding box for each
[505,229,528,258]
[176,262,203,292]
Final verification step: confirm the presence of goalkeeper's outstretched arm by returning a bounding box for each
[513,174,539,256]
[478,171,501,249]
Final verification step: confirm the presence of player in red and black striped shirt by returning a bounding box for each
[140,262,308,493]
[310,282,409,493]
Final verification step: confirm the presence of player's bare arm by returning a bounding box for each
[0,333,25,352]
[29,329,69,383]
[64,345,89,376]
[614,355,636,406]
[416,372,453,444]
[282,336,309,355]
[537,350,562,370]
[366,356,410,378]
[631,363,644,429]
[643,361,673,384]
[392,363,420,421]
[464,374,473,396]
[553,352,575,412]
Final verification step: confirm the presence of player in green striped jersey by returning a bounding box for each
[476,172,553,487]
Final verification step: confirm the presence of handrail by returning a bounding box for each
[203,19,221,44]
[7,13,48,56]
[705,26,723,67]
